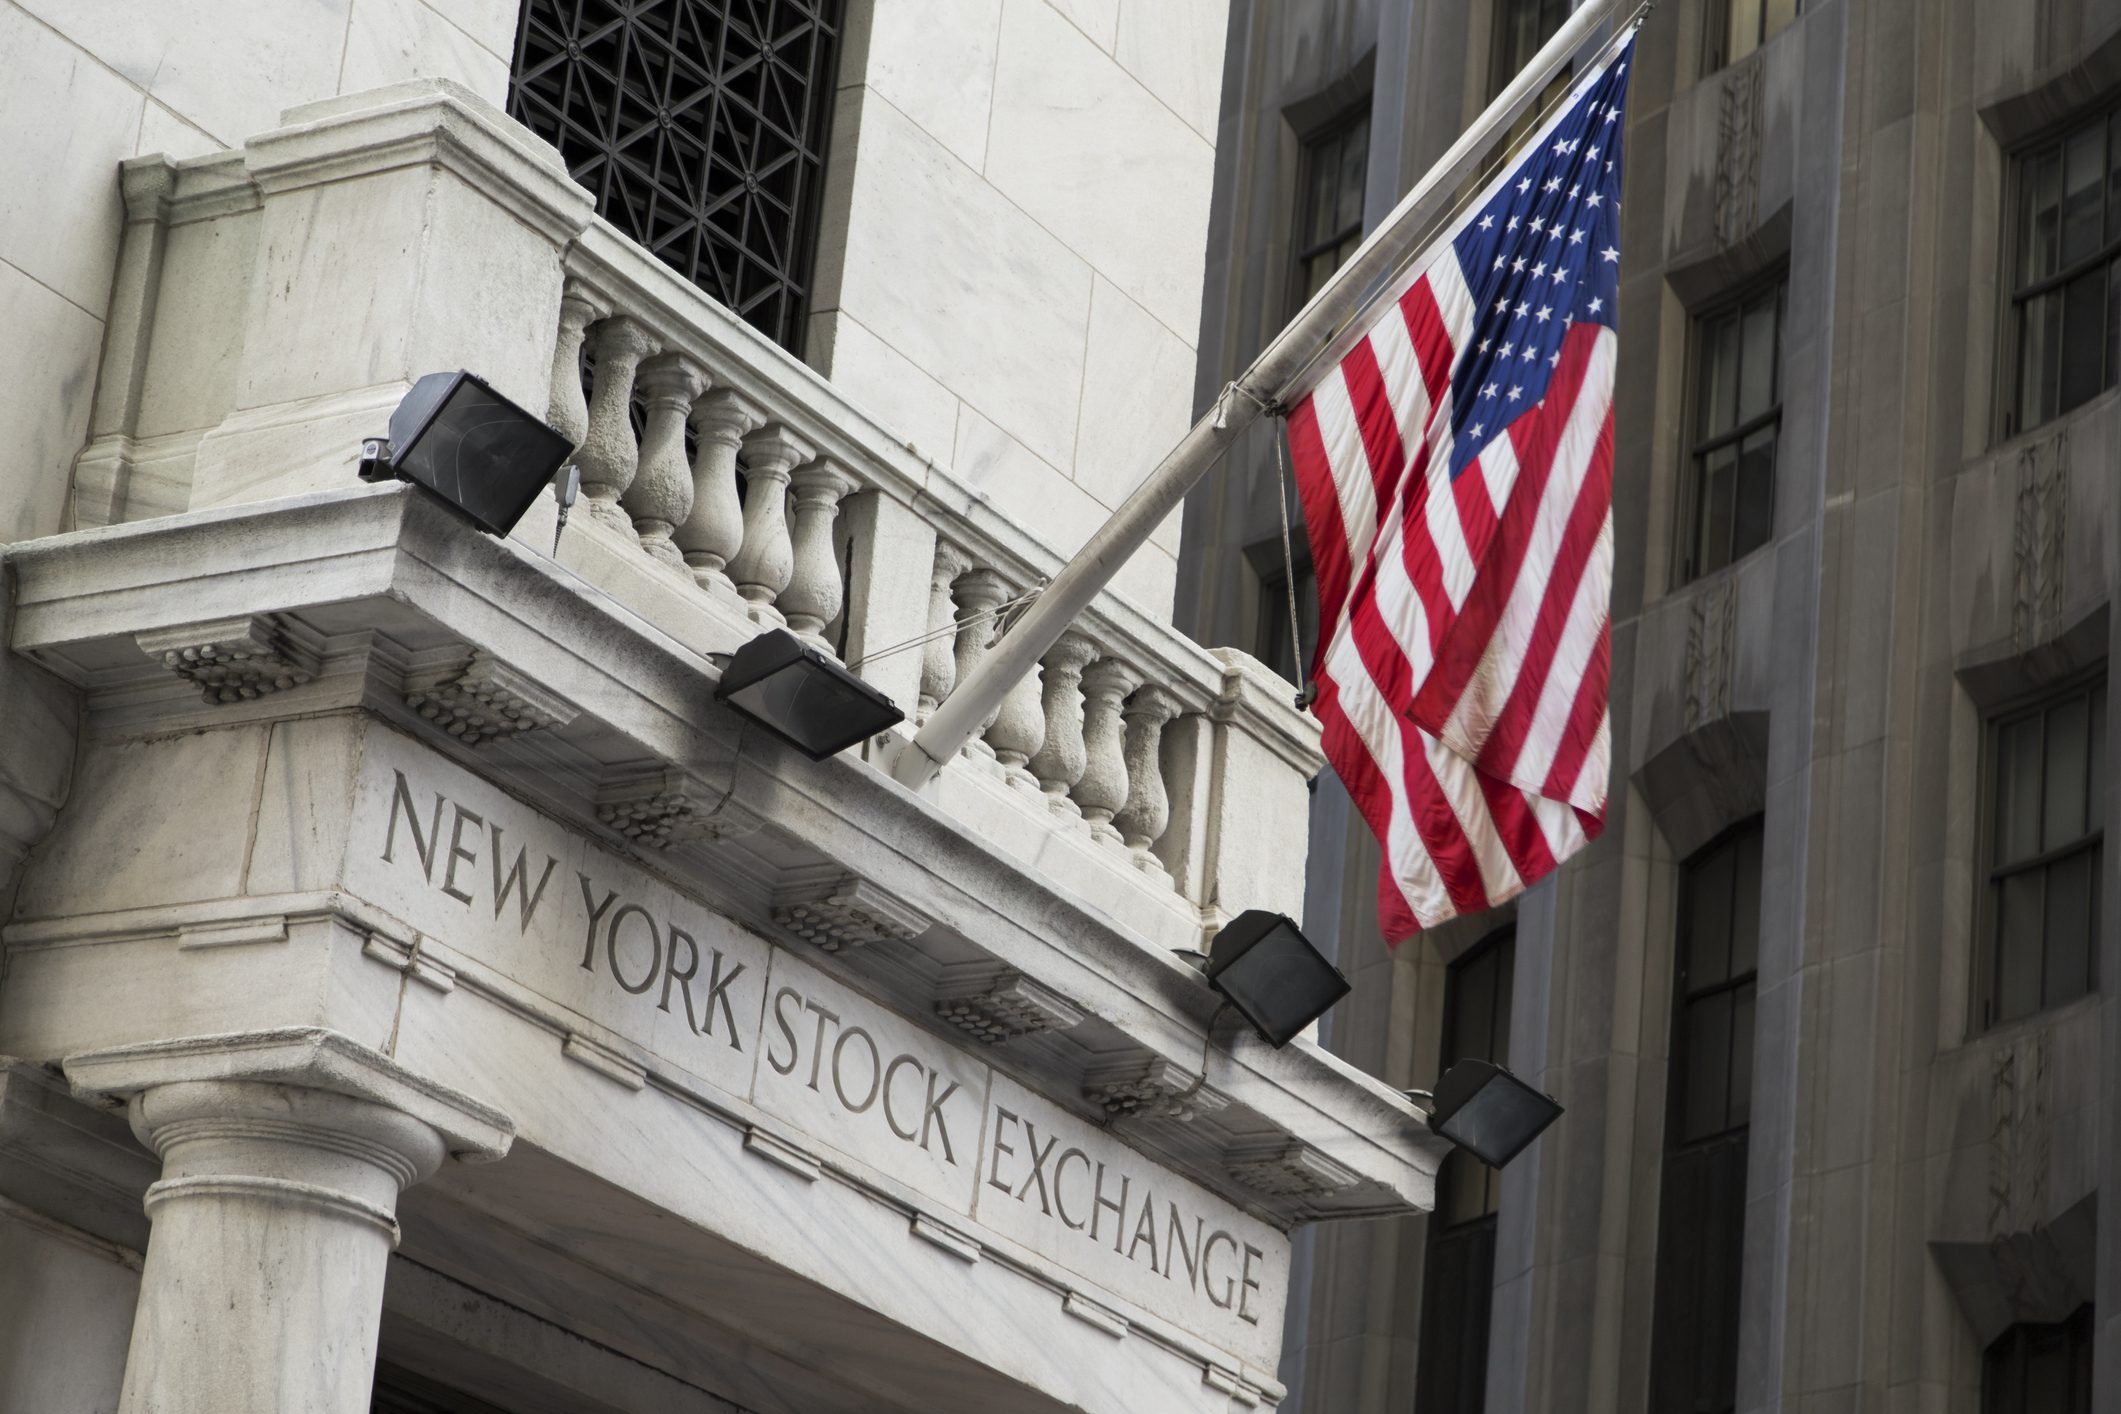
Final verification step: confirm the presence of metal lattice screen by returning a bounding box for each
[507,0,842,354]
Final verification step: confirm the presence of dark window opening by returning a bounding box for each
[1679,278,1785,583]
[2005,104,2121,436]
[1649,820,1762,1414]
[1982,1306,2094,1414]
[507,0,842,355]
[1291,108,1370,316]
[1491,0,1572,149]
[1978,673,2106,1030]
[1705,0,1801,72]
[1252,545,1317,685]
[1415,926,1517,1414]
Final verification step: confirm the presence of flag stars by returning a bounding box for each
[1544,176,1563,193]
[1587,192,1604,207]
[1569,228,1586,244]
[1549,349,1562,367]
[1600,245,1620,262]
[1511,256,1527,273]
[1518,177,1533,193]
[1499,342,1514,358]
[1520,346,1535,361]
[1478,337,1492,353]
[1535,305,1552,322]
[1532,261,1547,278]
[1494,255,1507,270]
[1469,422,1485,438]
[1482,382,1499,399]
[1507,385,1523,401]
[1479,213,1495,230]
[1495,296,1511,314]
[1530,217,1545,233]
[1551,266,1569,283]
[1587,296,1604,314]
[1515,301,1531,317]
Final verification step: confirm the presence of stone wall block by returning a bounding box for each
[835,491,939,719]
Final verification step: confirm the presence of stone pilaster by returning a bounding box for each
[65,1030,511,1414]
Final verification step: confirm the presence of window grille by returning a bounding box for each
[1679,278,1784,583]
[2005,105,2121,436]
[1978,674,2106,1030]
[507,0,842,354]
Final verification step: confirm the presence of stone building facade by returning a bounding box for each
[0,3,1447,1411]
[1179,0,2121,1411]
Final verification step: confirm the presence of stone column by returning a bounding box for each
[577,316,660,535]
[544,285,606,452]
[1114,685,1183,877]
[985,606,1048,793]
[949,567,1009,761]
[917,541,972,723]
[781,458,860,647]
[65,1030,511,1414]
[728,425,814,625]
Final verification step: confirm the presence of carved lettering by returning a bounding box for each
[441,805,483,903]
[659,925,699,1026]
[1014,1124,1059,1215]
[383,772,446,877]
[606,903,661,995]
[886,1055,925,1142]
[1127,1197,1161,1273]
[987,1107,1021,1194]
[1053,1148,1091,1231]
[805,1001,841,1091]
[578,876,618,971]
[921,1072,959,1162]
[697,949,746,1049]
[1238,1243,1264,1325]
[1165,1204,1202,1289]
[1202,1230,1237,1309]
[1090,1163,1128,1251]
[489,824,557,930]
[832,1026,881,1113]
[768,986,804,1075]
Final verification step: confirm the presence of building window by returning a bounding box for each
[1706,0,1801,71]
[506,0,843,355]
[2006,106,2121,436]
[1252,547,1316,685]
[1982,1306,2093,1414]
[1290,109,1369,314]
[1649,821,1761,1414]
[1415,927,1516,1414]
[1678,279,1785,583]
[1979,675,2106,1030]
[1491,0,1572,147]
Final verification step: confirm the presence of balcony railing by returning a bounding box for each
[66,78,1322,955]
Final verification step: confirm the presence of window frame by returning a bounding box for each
[1287,104,1372,319]
[1981,1305,2094,1414]
[1971,668,2107,1034]
[1674,272,1788,586]
[1702,0,1802,74]
[1998,100,2121,440]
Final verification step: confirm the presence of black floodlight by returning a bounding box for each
[1203,910,1351,1047]
[714,629,905,761]
[1424,1058,1563,1168]
[359,370,574,538]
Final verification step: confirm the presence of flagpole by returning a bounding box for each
[890,0,1630,792]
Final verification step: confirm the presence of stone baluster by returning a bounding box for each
[781,458,860,647]
[1115,686,1184,876]
[1075,658,1142,844]
[985,601,1048,792]
[1028,632,1098,816]
[917,541,971,723]
[727,426,814,625]
[576,316,660,534]
[950,566,1010,760]
[675,389,765,598]
[622,352,708,578]
[545,285,605,450]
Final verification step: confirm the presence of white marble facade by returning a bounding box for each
[0,3,1435,1411]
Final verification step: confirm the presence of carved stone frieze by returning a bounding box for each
[1713,61,1764,249]
[2010,426,2069,651]
[403,652,579,747]
[934,970,1086,1044]
[1682,577,1736,732]
[770,869,930,952]
[1082,1056,1228,1123]
[136,615,319,704]
[1223,1139,1361,1199]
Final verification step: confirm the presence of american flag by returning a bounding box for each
[1286,34,1635,941]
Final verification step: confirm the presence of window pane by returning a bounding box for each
[1734,427,1777,562]
[2058,267,2108,414]
[1452,945,1499,1063]
[1687,844,1735,989]
[1337,119,1368,233]
[1739,297,1778,421]
[1729,983,1755,1129]
[1702,313,1741,436]
[2043,692,2091,849]
[1764,0,1799,40]
[1307,142,1336,244]
[1698,445,1738,577]
[2021,146,2062,285]
[2020,290,2064,428]
[1998,871,2045,1023]
[2090,685,2106,833]
[1727,0,1764,61]
[2061,124,2107,268]
[1683,991,1734,1141]
[1730,836,1762,978]
[1997,714,2044,865]
[2042,849,2094,1008]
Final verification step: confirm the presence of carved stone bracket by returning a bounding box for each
[137,615,319,704]
[1082,1056,1227,1123]
[934,970,1085,1044]
[2011,426,2069,652]
[1682,577,1735,732]
[1223,1139,1361,1199]
[403,652,580,747]
[1713,61,1763,249]
[594,769,720,850]
[770,868,930,952]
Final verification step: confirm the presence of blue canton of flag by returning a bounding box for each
[1447,46,1633,479]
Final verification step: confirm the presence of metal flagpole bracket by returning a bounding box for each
[888,0,1631,793]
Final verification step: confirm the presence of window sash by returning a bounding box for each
[1680,281,1785,584]
[2005,108,2121,434]
[1290,111,1369,316]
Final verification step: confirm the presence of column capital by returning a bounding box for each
[64,1027,512,1163]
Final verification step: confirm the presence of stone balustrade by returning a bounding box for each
[61,79,1324,948]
